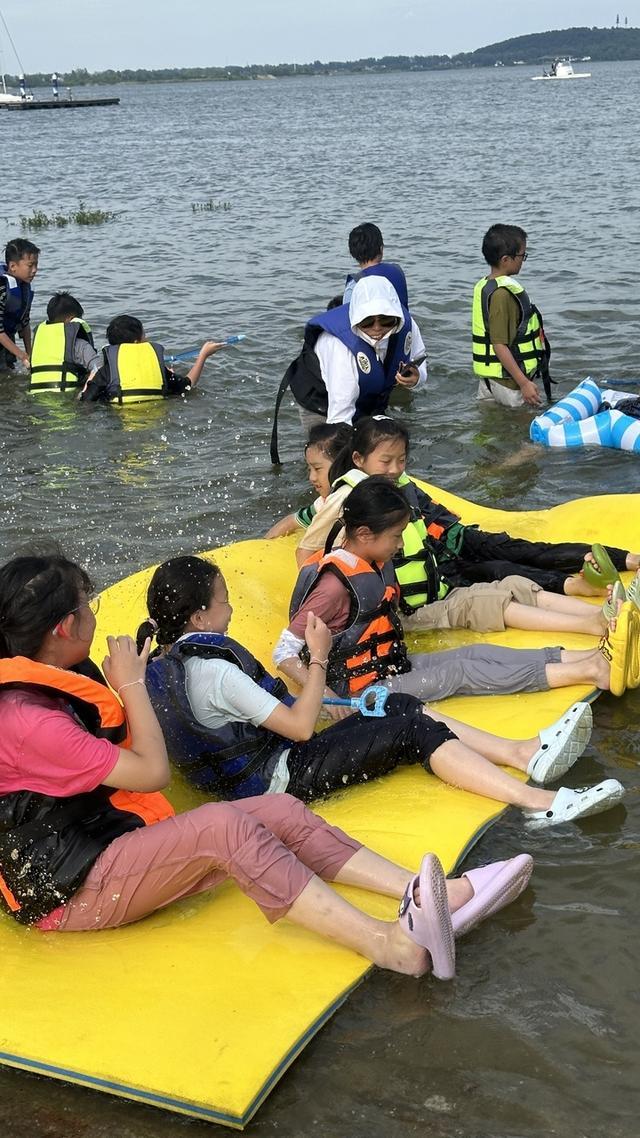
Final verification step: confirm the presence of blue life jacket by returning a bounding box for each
[145,633,294,799]
[344,262,409,309]
[304,303,412,418]
[1,264,33,337]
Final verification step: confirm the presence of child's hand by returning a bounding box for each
[264,514,297,539]
[520,379,542,407]
[199,341,225,360]
[321,686,355,721]
[102,634,149,694]
[304,611,332,659]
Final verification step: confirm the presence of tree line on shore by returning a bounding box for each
[6,25,640,87]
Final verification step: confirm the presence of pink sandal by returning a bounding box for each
[451,854,534,938]
[398,853,455,980]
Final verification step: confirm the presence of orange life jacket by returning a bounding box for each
[0,658,173,924]
[289,549,410,695]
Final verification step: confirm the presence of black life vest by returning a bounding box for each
[145,633,294,799]
[0,658,173,925]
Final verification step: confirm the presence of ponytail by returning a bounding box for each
[328,415,409,486]
[139,556,220,650]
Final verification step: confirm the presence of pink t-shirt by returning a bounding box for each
[0,690,121,929]
[288,572,352,638]
[0,690,119,796]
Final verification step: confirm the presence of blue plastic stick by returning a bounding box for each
[600,378,640,387]
[322,684,389,717]
[166,334,246,364]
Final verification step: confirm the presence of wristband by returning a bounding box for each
[309,658,328,671]
[117,678,146,695]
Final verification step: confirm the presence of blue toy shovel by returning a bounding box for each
[166,334,246,364]
[322,684,389,717]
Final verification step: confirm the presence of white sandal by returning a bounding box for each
[524,779,625,827]
[526,702,593,785]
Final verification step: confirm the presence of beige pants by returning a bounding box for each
[477,378,527,408]
[403,575,542,633]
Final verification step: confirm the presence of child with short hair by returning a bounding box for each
[264,422,352,539]
[472,224,550,408]
[0,238,39,372]
[30,292,101,392]
[343,223,409,309]
[80,314,223,404]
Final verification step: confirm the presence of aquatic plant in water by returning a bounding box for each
[20,202,119,229]
[191,199,232,212]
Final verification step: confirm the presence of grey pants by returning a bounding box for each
[383,644,563,703]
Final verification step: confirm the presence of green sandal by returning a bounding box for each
[602,580,627,622]
[583,544,622,589]
[627,570,640,612]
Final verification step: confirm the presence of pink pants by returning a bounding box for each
[48,795,361,932]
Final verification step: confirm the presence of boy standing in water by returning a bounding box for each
[0,238,39,372]
[343,223,409,309]
[472,224,550,409]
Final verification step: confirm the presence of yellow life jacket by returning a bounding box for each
[472,275,548,387]
[103,341,168,404]
[29,318,95,391]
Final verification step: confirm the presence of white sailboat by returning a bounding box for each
[0,8,32,102]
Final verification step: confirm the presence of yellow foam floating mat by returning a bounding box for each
[2,483,638,1127]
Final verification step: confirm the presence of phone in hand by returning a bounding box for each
[399,352,427,377]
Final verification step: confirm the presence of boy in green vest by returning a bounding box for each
[30,292,101,391]
[472,224,550,409]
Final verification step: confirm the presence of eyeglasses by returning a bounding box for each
[515,251,528,261]
[51,594,100,635]
[358,315,397,331]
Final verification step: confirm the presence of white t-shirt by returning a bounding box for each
[181,647,291,793]
[183,655,279,730]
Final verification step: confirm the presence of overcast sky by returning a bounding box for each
[0,1,636,73]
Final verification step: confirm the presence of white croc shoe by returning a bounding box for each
[526,702,593,785]
[524,779,625,828]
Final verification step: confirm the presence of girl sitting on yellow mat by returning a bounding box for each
[0,548,541,982]
[290,416,640,632]
[137,547,623,829]
[274,478,638,823]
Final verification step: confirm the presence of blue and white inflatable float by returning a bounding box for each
[530,378,640,452]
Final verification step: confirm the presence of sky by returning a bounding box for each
[0,1,636,74]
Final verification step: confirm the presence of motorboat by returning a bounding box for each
[531,59,591,81]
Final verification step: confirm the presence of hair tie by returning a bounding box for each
[147,617,159,633]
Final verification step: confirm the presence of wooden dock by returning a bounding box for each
[2,97,120,111]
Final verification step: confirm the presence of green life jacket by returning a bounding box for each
[332,470,451,613]
[29,318,95,392]
[394,475,450,612]
[472,275,550,394]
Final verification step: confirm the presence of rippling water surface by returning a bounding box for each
[1,61,639,1137]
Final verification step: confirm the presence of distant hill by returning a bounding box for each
[5,26,640,87]
[460,25,640,67]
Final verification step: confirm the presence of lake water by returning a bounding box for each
[1,60,639,1138]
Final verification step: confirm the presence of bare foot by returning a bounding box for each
[382,921,432,977]
[564,572,605,598]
